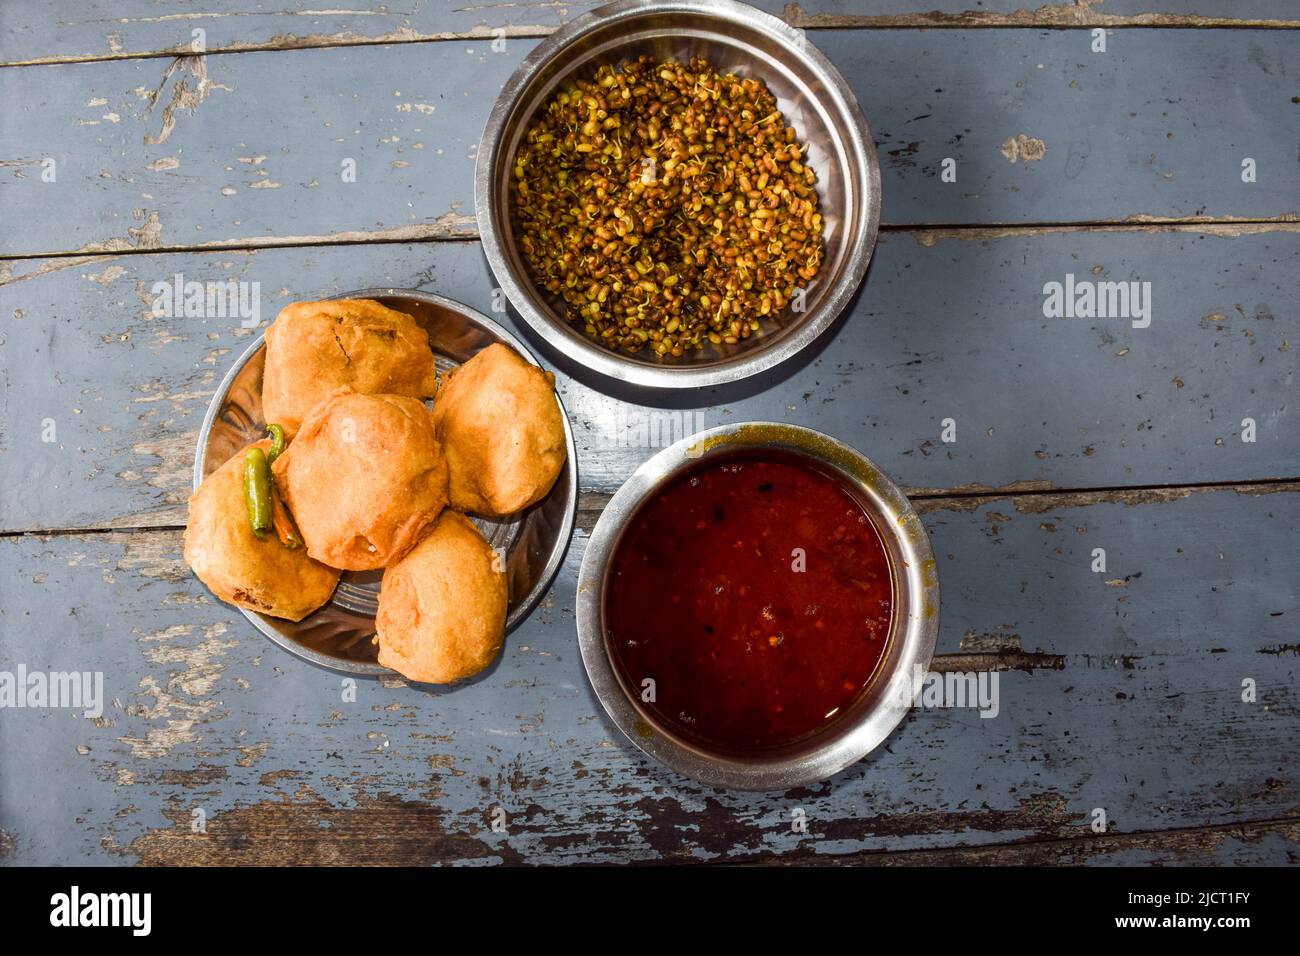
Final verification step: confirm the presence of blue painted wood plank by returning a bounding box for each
[0,484,1295,864]
[2,226,1296,533]
[1,29,1296,257]
[3,1,1297,66]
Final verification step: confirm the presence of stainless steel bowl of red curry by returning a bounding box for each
[576,422,939,790]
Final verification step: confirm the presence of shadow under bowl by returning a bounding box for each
[576,422,939,790]
[192,289,579,677]
[476,0,882,390]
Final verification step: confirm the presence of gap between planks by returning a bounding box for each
[3,9,1299,70]
[1,218,1298,273]
[4,476,1298,539]
[579,476,1300,529]
[740,814,1300,866]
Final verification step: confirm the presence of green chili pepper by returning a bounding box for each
[266,424,287,466]
[243,447,273,538]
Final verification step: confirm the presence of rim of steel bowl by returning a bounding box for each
[576,423,939,790]
[476,0,882,390]
[192,288,579,678]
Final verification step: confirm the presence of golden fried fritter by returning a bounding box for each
[431,343,566,517]
[375,511,507,683]
[184,439,340,621]
[261,299,439,438]
[272,389,449,570]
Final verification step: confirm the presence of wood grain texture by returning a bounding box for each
[4,1,1298,66]
[3,1,1298,869]
[0,483,1296,865]
[757,819,1300,866]
[2,226,1296,533]
[1,29,1296,258]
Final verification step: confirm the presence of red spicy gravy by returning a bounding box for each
[605,452,893,756]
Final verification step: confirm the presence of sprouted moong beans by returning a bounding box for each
[511,56,825,357]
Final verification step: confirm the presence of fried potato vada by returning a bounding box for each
[184,439,340,621]
[261,299,440,438]
[272,389,449,570]
[375,511,507,683]
[432,343,566,517]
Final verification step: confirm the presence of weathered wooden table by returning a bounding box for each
[1,1,1296,866]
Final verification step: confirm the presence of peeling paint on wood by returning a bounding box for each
[122,789,519,866]
[3,0,1298,868]
[1000,133,1048,163]
[3,2,1297,67]
[2,29,1297,257]
[757,819,1300,866]
[780,0,1300,30]
[3,228,1295,533]
[0,484,1296,864]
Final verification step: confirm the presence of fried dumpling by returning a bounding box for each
[431,343,566,518]
[375,511,507,683]
[261,299,439,439]
[272,389,449,570]
[184,439,340,621]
